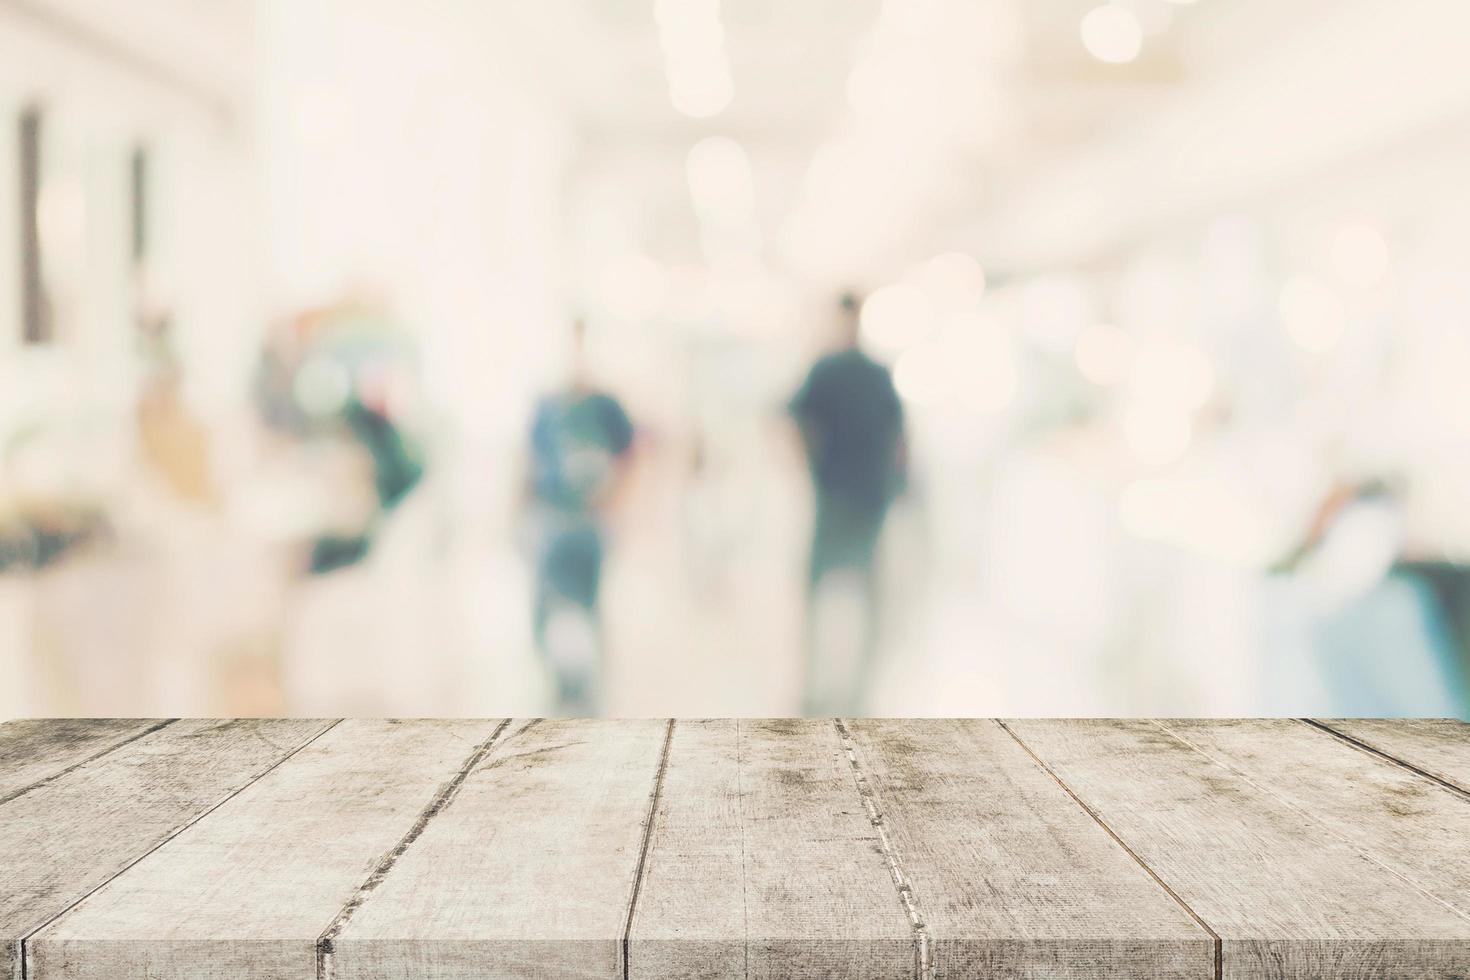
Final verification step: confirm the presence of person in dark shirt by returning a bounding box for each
[789,293,905,713]
[526,319,634,714]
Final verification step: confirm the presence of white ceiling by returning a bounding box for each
[485,0,1222,284]
[487,0,881,141]
[483,0,1458,288]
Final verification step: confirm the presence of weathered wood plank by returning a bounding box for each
[844,718,1214,979]
[13,718,1470,980]
[1315,718,1470,793]
[1159,719,1470,919]
[27,719,502,980]
[1007,719,1470,979]
[628,718,914,980]
[1,718,330,980]
[0,718,168,804]
[329,718,670,980]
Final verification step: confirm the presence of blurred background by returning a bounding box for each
[2,0,1470,719]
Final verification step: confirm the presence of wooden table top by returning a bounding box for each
[1,718,1467,980]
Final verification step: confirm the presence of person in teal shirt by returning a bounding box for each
[526,320,634,713]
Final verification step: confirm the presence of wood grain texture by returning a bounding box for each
[329,718,671,980]
[1,718,330,980]
[27,719,501,980]
[10,718,1470,980]
[844,718,1214,979]
[0,718,167,804]
[1007,718,1470,979]
[1315,718,1470,793]
[1159,719,1470,919]
[628,718,914,980]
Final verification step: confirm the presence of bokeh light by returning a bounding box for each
[1080,4,1144,64]
[1279,276,1347,353]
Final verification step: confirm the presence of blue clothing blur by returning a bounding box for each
[789,348,904,511]
[530,391,634,514]
[790,347,904,714]
[526,388,633,713]
[1262,569,1470,717]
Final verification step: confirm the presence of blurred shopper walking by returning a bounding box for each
[789,294,906,714]
[525,319,635,714]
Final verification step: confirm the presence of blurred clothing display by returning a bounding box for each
[1263,486,1470,716]
[1317,572,1468,715]
[253,303,426,575]
[137,375,217,507]
[1401,561,1470,693]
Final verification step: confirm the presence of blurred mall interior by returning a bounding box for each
[3,0,1470,718]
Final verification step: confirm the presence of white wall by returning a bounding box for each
[254,0,572,443]
[0,0,262,430]
[0,0,263,719]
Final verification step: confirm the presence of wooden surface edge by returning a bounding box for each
[13,719,341,980]
[9,718,1470,980]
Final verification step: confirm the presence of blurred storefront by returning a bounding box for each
[2,0,1469,718]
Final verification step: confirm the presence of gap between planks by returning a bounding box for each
[18,719,343,980]
[314,718,517,980]
[1299,718,1470,803]
[733,720,750,980]
[0,720,176,809]
[833,718,933,980]
[311,718,678,980]
[1155,720,1470,930]
[38,720,1399,980]
[994,720,1224,980]
[620,719,677,980]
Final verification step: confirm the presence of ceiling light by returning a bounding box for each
[861,283,934,357]
[1331,222,1390,290]
[655,0,733,118]
[1080,4,1143,64]
[1121,404,1191,465]
[1279,276,1346,353]
[1019,275,1090,354]
[1128,340,1214,411]
[1074,323,1134,386]
[686,137,754,224]
[597,254,668,322]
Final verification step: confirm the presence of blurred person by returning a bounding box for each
[136,317,217,508]
[524,318,635,714]
[1270,479,1470,715]
[253,303,426,575]
[789,292,906,714]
